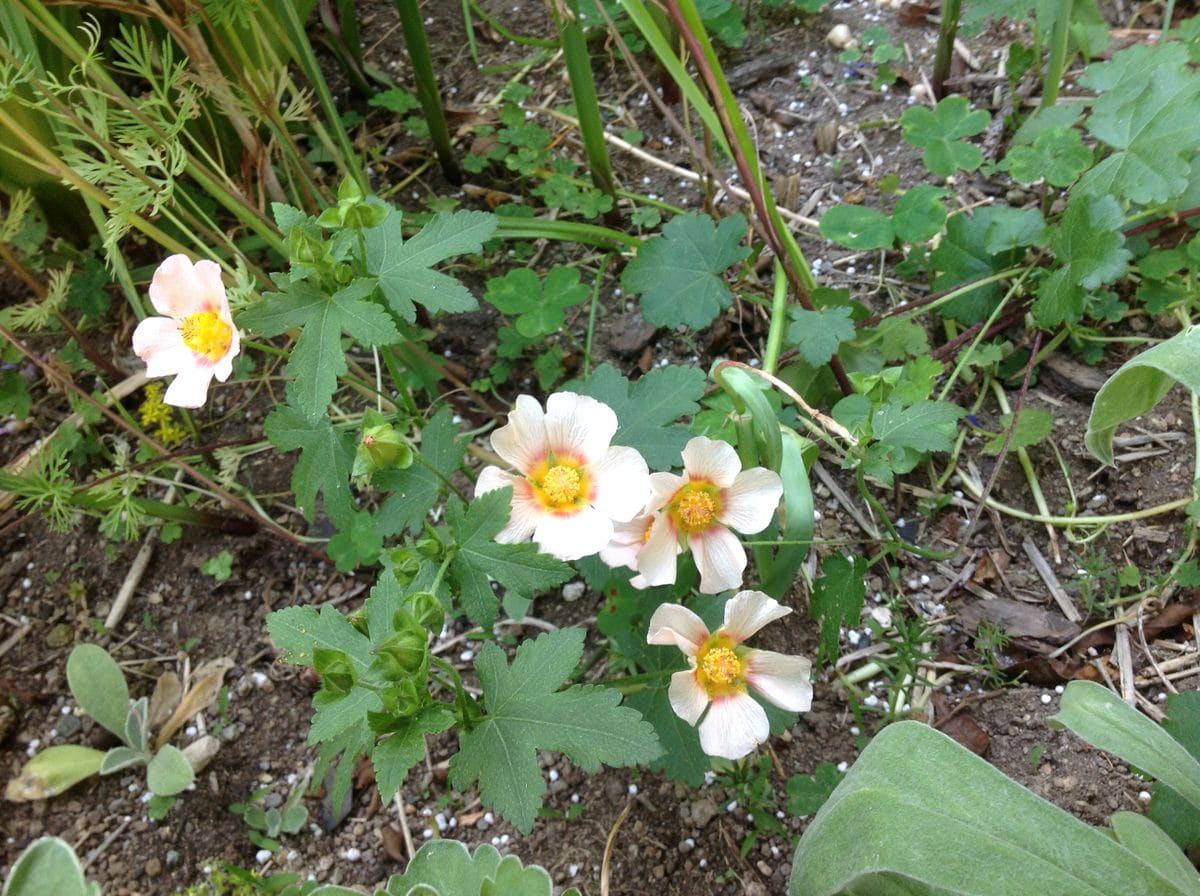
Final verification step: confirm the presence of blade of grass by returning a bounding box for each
[394,0,463,185]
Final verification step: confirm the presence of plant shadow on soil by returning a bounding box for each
[2,0,1199,893]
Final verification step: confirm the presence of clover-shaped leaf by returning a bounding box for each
[1002,127,1093,187]
[900,96,991,177]
[484,266,589,338]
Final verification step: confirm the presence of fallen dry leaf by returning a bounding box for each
[154,657,233,751]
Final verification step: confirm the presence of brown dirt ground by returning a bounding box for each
[3,0,1199,894]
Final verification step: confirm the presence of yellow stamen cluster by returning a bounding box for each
[180,310,233,362]
[530,457,590,512]
[543,465,582,505]
[695,638,746,698]
[670,482,721,534]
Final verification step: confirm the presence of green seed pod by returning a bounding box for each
[312,648,355,697]
[406,591,444,631]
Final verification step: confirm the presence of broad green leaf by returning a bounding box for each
[375,407,466,537]
[786,761,843,816]
[818,205,893,249]
[484,266,589,338]
[4,746,105,802]
[1050,680,1200,814]
[373,705,456,805]
[1002,127,1092,187]
[365,208,498,321]
[1011,103,1085,146]
[2,837,98,896]
[1077,46,1200,205]
[1084,325,1200,464]
[892,185,949,243]
[446,490,574,628]
[263,405,357,528]
[448,628,661,833]
[1149,692,1200,854]
[983,206,1047,254]
[1034,193,1130,328]
[931,207,1019,325]
[982,407,1054,454]
[873,399,964,454]
[145,744,194,796]
[1111,812,1200,896]
[810,554,867,665]
[66,644,129,739]
[382,840,572,896]
[789,721,1198,896]
[567,363,706,468]
[621,212,749,329]
[900,96,990,178]
[787,306,856,366]
[239,279,400,418]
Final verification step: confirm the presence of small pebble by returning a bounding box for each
[255,849,272,864]
[1040,694,1053,705]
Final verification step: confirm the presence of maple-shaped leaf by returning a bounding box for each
[1033,193,1130,327]
[364,208,498,322]
[373,704,456,805]
[621,212,749,329]
[374,407,466,537]
[1002,127,1093,188]
[900,96,991,178]
[239,278,400,419]
[930,207,1020,324]
[446,490,573,628]
[1077,45,1200,205]
[566,363,706,468]
[787,306,856,366]
[872,398,963,454]
[484,266,589,338]
[263,404,357,528]
[266,604,382,743]
[448,628,661,833]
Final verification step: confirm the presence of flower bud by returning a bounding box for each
[373,617,428,681]
[406,591,444,630]
[312,648,355,697]
[353,410,413,480]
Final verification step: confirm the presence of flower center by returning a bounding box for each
[670,483,721,534]
[530,457,590,512]
[543,464,581,505]
[180,310,233,363]
[701,646,741,685]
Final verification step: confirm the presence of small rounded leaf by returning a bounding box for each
[2,837,92,896]
[66,644,129,739]
[146,744,195,796]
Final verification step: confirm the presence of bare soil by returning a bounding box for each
[2,0,1198,894]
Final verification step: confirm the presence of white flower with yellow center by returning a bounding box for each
[131,255,240,408]
[475,393,651,561]
[636,436,782,594]
[647,590,812,760]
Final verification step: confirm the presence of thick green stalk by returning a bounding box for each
[493,215,641,250]
[931,0,961,99]
[394,0,462,185]
[762,259,788,376]
[1040,0,1074,110]
[557,0,620,225]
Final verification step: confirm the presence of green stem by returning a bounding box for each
[762,259,788,376]
[931,0,962,99]
[1040,0,1074,110]
[394,0,462,185]
[493,215,641,250]
[557,0,620,225]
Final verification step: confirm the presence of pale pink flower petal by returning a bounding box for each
[722,590,791,642]
[681,436,741,488]
[698,692,770,760]
[690,525,747,594]
[544,393,618,465]
[668,670,709,725]
[599,514,652,570]
[490,394,545,471]
[720,467,783,534]
[648,471,684,508]
[132,318,189,378]
[135,256,239,408]
[635,515,681,587]
[590,446,651,522]
[745,649,813,712]
[646,603,708,655]
[163,363,217,409]
[532,504,613,561]
[148,254,207,318]
[476,467,538,543]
